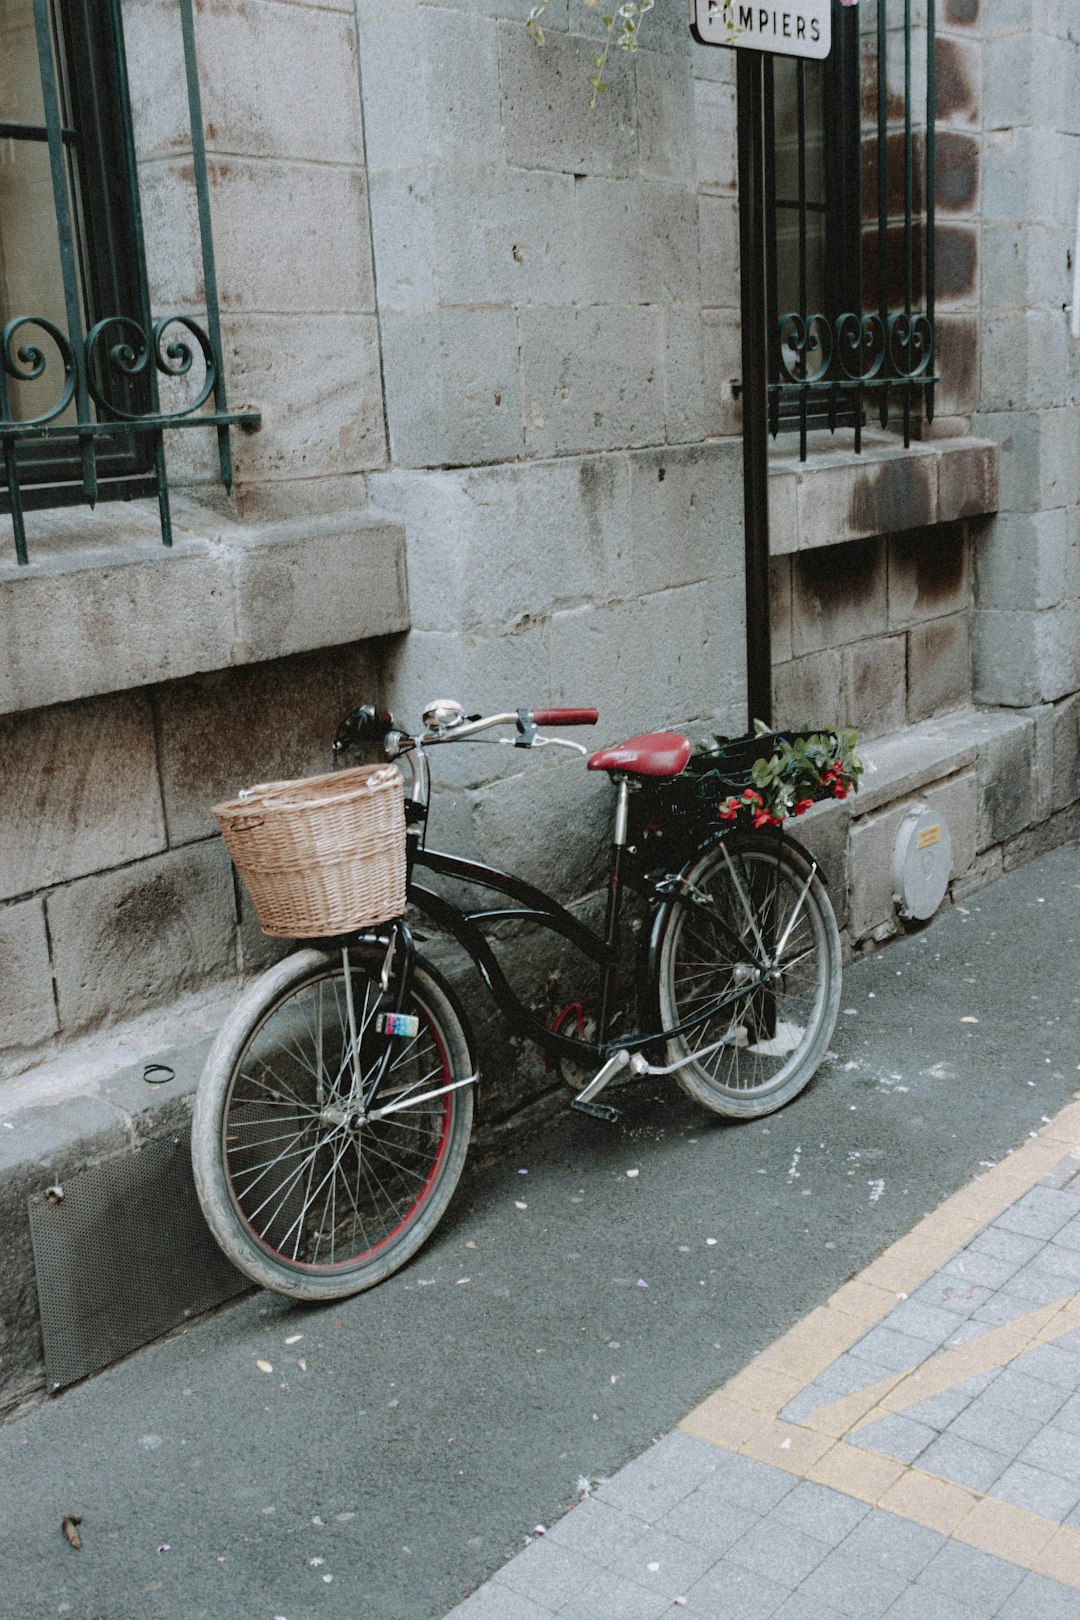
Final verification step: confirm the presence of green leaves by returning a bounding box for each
[694,724,864,828]
[527,0,655,104]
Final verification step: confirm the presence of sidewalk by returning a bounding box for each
[446,977,1080,1617]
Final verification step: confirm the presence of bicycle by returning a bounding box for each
[192,701,846,1301]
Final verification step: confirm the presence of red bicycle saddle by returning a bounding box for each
[587,731,692,779]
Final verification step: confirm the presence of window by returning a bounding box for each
[764,0,937,457]
[0,0,257,564]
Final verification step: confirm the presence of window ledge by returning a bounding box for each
[0,496,409,717]
[768,431,999,556]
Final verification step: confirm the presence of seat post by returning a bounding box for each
[612,777,631,847]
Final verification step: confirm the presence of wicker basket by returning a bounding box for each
[214,764,406,938]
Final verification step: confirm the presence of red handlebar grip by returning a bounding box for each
[530,707,599,727]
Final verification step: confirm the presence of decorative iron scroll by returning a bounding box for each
[0,0,259,565]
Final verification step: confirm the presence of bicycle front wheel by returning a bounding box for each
[656,833,841,1119]
[192,947,475,1300]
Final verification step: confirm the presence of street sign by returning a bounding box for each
[691,0,831,60]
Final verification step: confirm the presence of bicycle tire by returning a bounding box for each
[192,946,475,1300]
[655,832,841,1119]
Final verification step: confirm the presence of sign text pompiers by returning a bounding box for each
[691,0,832,60]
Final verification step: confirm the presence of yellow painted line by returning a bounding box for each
[679,1099,1080,1586]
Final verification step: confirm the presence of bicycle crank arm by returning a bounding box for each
[624,1027,749,1079]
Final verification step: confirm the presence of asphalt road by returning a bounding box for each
[2,843,1079,1620]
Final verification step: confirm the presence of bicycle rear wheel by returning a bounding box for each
[192,947,475,1300]
[655,832,841,1119]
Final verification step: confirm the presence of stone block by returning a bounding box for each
[123,0,192,161]
[223,313,387,482]
[1052,694,1080,815]
[520,306,666,456]
[935,224,979,310]
[907,613,971,722]
[699,195,741,309]
[48,842,238,1036]
[981,225,1070,315]
[930,317,978,419]
[790,799,851,929]
[936,442,998,523]
[951,843,1003,902]
[849,801,908,941]
[139,161,203,312]
[694,77,737,193]
[976,510,1073,613]
[934,35,981,127]
[770,557,793,663]
[627,442,743,596]
[470,755,612,900]
[980,311,1066,413]
[635,49,696,183]
[843,635,907,740]
[0,694,165,900]
[973,410,1080,516]
[194,0,365,165]
[792,539,887,657]
[433,166,578,307]
[853,716,975,816]
[577,179,699,306]
[382,306,525,467]
[211,159,374,316]
[702,310,742,440]
[772,651,843,732]
[548,586,706,741]
[354,5,435,170]
[155,643,378,845]
[230,511,408,666]
[383,623,553,790]
[934,130,979,215]
[981,128,1077,227]
[1003,801,1080,872]
[924,768,978,879]
[499,21,636,179]
[367,168,437,313]
[0,900,58,1053]
[424,9,505,162]
[700,572,749,736]
[1025,700,1056,826]
[368,455,632,633]
[888,527,970,627]
[795,450,938,552]
[663,307,707,446]
[973,712,1035,849]
[982,34,1035,133]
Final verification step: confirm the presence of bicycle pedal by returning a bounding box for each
[570,1098,621,1123]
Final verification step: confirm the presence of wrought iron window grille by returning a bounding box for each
[764,0,938,460]
[0,0,260,566]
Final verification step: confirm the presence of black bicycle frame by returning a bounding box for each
[403,839,777,1067]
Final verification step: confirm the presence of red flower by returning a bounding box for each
[794,797,815,816]
[742,787,761,802]
[717,800,739,821]
[753,808,781,828]
[832,781,848,799]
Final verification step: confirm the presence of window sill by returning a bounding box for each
[0,495,409,717]
[768,431,1000,556]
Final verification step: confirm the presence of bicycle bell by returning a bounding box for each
[423,698,465,734]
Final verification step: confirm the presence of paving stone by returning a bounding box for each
[834,1509,946,1579]
[849,1413,938,1465]
[594,1432,720,1523]
[1019,1244,1080,1284]
[606,1526,716,1596]
[655,1490,760,1554]
[773,1594,848,1620]
[1049,1214,1080,1253]
[493,1539,601,1610]
[942,1248,1025,1290]
[917,1432,1009,1492]
[991,1460,1080,1520]
[688,1450,798,1515]
[911,1276,991,1318]
[886,1298,973,1348]
[1052,1392,1080,1437]
[1012,1341,1080,1392]
[546,1498,650,1563]
[848,1324,940,1374]
[981,1368,1070,1424]
[683,1556,793,1617]
[794,1547,909,1619]
[1017,1423,1080,1484]
[917,1538,1027,1612]
[770,1482,870,1547]
[905,1386,983,1432]
[994,1187,1080,1240]
[1003,1265,1080,1308]
[996,1570,1080,1619]
[948,1397,1045,1459]
[556,1569,672,1620]
[444,1584,556,1619]
[725,1515,831,1588]
[880,1586,990,1620]
[971,1228,1045,1266]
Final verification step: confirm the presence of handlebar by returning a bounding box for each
[528,707,598,727]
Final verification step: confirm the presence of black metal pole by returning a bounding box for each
[736,51,773,729]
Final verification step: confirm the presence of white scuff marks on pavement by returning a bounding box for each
[923,1062,956,1080]
[868,1179,885,1204]
[787,1146,802,1183]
